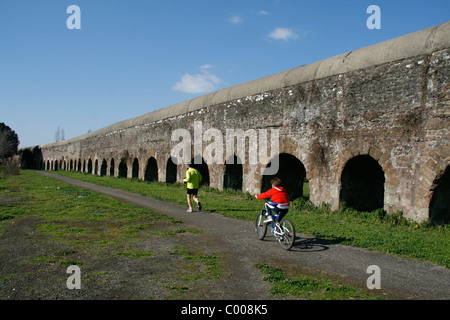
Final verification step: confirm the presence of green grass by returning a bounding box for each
[0,171,225,299]
[256,263,383,300]
[116,249,154,259]
[53,170,449,268]
[169,245,224,279]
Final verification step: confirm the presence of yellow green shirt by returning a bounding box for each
[183,167,202,189]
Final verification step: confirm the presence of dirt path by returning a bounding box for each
[24,172,450,300]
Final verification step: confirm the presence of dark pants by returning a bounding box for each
[265,202,288,222]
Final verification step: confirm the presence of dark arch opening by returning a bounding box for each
[94,160,98,175]
[110,159,115,177]
[77,159,81,172]
[429,166,450,225]
[262,153,306,200]
[47,160,50,170]
[132,158,139,179]
[54,160,59,171]
[87,159,93,174]
[189,156,210,187]
[100,159,107,177]
[166,158,177,183]
[145,157,158,182]
[224,154,243,190]
[118,158,128,178]
[340,155,385,212]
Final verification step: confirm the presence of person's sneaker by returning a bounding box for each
[198,202,202,211]
[264,216,273,223]
[187,208,193,213]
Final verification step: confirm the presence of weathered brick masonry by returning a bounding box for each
[22,22,449,223]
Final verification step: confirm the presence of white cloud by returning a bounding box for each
[268,27,299,41]
[173,65,222,94]
[200,64,213,70]
[229,14,243,25]
[258,10,269,15]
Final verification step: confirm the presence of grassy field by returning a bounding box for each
[0,170,225,299]
[51,170,449,268]
[1,170,448,300]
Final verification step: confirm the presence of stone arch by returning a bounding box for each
[87,159,93,174]
[166,157,177,183]
[110,159,115,177]
[94,159,99,175]
[429,165,450,225]
[340,155,385,212]
[100,159,107,177]
[145,157,158,182]
[223,154,243,190]
[190,156,210,187]
[261,153,307,200]
[118,158,128,178]
[132,158,139,179]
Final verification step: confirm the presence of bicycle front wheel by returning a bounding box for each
[255,210,267,240]
[277,219,295,250]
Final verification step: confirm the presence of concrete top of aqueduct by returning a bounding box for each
[41,21,450,148]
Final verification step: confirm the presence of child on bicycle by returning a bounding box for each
[256,177,289,223]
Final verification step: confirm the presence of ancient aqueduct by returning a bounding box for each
[21,22,449,224]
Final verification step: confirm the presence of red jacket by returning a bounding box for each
[257,187,290,207]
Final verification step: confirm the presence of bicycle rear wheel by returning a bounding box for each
[277,219,295,250]
[255,210,267,240]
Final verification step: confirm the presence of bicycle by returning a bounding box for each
[255,201,296,250]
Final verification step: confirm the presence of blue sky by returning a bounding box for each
[1,0,449,148]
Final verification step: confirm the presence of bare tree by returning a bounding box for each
[55,127,66,142]
[55,127,61,142]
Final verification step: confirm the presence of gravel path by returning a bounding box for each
[33,172,450,300]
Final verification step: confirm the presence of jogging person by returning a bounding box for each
[183,164,203,213]
[255,177,289,223]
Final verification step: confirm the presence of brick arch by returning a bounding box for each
[223,154,243,191]
[338,143,396,185]
[118,157,128,178]
[100,159,107,176]
[87,158,93,174]
[261,152,307,200]
[165,155,178,183]
[429,165,450,224]
[414,149,450,223]
[189,155,210,187]
[336,142,397,210]
[144,156,158,182]
[130,157,138,179]
[339,154,385,212]
[109,158,115,176]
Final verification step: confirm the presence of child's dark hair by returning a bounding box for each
[271,177,282,187]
